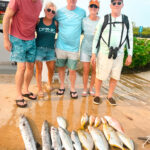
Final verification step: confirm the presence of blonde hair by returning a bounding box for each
[45,2,56,10]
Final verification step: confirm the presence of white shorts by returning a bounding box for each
[96,52,124,81]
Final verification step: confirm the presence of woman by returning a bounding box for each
[80,0,100,96]
[35,2,57,97]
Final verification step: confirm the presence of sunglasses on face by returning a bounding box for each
[112,1,122,6]
[89,4,99,9]
[46,8,55,14]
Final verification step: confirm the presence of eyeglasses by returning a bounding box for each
[89,4,99,9]
[46,8,56,14]
[112,1,122,6]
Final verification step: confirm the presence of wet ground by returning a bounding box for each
[0,72,150,150]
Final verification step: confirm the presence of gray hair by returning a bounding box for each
[45,2,57,10]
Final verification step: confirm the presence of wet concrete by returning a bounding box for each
[0,73,150,150]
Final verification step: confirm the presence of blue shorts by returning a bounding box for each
[10,35,36,62]
[80,51,91,62]
[36,47,56,62]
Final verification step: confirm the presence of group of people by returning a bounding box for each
[3,0,133,108]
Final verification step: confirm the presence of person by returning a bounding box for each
[3,0,42,108]
[35,2,57,97]
[80,0,100,97]
[55,0,86,99]
[91,0,133,105]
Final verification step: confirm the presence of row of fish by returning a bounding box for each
[19,114,134,150]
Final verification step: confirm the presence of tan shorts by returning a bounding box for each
[96,52,124,81]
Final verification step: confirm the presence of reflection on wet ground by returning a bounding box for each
[0,73,150,149]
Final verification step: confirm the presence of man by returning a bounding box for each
[91,0,133,105]
[55,0,86,99]
[3,0,42,108]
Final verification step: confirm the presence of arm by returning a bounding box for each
[3,7,16,51]
[125,19,133,66]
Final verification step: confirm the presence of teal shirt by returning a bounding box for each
[55,7,86,52]
[80,17,99,55]
[36,18,56,49]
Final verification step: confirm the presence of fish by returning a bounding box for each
[104,115,124,133]
[19,115,37,150]
[58,127,74,150]
[50,126,62,150]
[94,116,101,127]
[57,116,67,129]
[102,118,124,149]
[77,130,94,150]
[81,113,89,129]
[117,131,134,150]
[88,126,109,150]
[41,120,51,150]
[71,130,82,150]
[89,115,95,126]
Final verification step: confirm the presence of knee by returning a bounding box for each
[17,65,26,73]
[69,69,76,75]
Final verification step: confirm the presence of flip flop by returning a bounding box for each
[16,99,27,108]
[70,91,78,99]
[56,88,65,95]
[89,90,95,97]
[22,92,37,100]
[82,91,88,97]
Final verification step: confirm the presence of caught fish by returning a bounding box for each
[81,113,89,129]
[89,115,95,126]
[51,126,62,150]
[88,126,109,150]
[117,132,134,150]
[94,116,101,127]
[102,118,123,149]
[78,130,94,150]
[71,130,82,150]
[104,115,124,133]
[58,127,74,150]
[57,116,67,129]
[19,115,37,150]
[41,120,51,150]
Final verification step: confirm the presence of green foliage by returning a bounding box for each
[123,37,150,73]
[133,27,150,38]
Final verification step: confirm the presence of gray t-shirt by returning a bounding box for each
[80,17,99,55]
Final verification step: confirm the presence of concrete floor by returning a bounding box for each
[0,71,150,150]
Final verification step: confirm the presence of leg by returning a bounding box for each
[23,62,36,99]
[89,62,96,92]
[108,78,117,98]
[95,78,103,97]
[46,61,55,87]
[82,62,90,92]
[69,69,78,98]
[35,61,43,93]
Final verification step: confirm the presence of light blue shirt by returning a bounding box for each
[56,7,86,52]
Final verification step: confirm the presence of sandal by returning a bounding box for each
[89,90,95,97]
[82,91,88,97]
[22,92,37,100]
[16,99,27,108]
[70,91,78,99]
[56,88,65,95]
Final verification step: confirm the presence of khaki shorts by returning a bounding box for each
[55,48,79,70]
[96,52,124,81]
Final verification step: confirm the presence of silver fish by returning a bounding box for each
[19,115,37,150]
[81,113,89,129]
[41,120,51,150]
[71,130,82,150]
[78,130,94,150]
[117,131,134,150]
[58,127,74,150]
[88,126,109,150]
[51,126,62,150]
[57,116,67,129]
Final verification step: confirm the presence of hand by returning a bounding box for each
[4,38,12,52]
[91,54,96,65]
[125,55,132,66]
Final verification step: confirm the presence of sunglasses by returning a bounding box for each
[89,4,99,9]
[112,1,122,6]
[46,8,56,14]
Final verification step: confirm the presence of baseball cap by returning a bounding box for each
[111,0,123,2]
[89,0,100,7]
